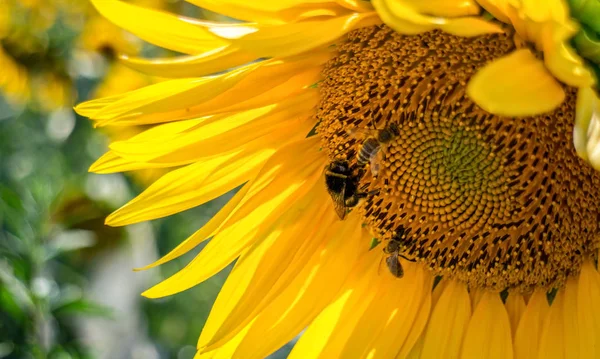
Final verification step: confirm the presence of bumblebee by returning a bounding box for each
[383,227,415,278]
[323,159,365,220]
[353,122,400,177]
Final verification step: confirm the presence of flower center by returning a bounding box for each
[1,36,66,74]
[317,25,600,292]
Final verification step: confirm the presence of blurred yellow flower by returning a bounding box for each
[0,0,77,111]
[77,1,600,358]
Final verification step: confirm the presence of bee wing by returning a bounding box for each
[347,127,376,139]
[331,189,347,220]
[386,255,404,278]
[324,169,348,220]
[370,150,381,177]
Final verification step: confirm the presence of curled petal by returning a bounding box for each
[467,49,565,117]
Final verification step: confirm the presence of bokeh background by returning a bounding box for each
[0,1,294,358]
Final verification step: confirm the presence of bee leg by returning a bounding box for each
[399,254,416,263]
[356,189,379,198]
[344,196,359,207]
[324,171,348,179]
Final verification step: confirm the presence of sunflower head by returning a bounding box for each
[77,15,140,60]
[319,24,600,291]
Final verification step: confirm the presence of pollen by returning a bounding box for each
[317,25,600,292]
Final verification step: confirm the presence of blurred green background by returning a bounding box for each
[0,1,294,358]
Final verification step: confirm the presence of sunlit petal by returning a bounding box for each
[467,49,565,116]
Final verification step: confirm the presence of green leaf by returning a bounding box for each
[574,25,600,64]
[53,299,114,318]
[44,230,96,260]
[0,186,23,213]
[0,260,34,312]
[568,0,600,33]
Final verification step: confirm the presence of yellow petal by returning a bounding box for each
[107,115,263,165]
[460,291,513,359]
[475,0,512,24]
[91,0,229,54]
[573,87,600,170]
[505,293,526,339]
[142,138,325,298]
[134,183,251,271]
[187,0,352,24]
[109,91,318,165]
[198,198,334,353]
[365,264,433,359]
[105,151,242,226]
[106,116,314,226]
[91,62,264,124]
[541,21,596,88]
[185,0,289,24]
[198,0,336,12]
[431,278,449,305]
[107,63,321,126]
[467,49,565,116]
[373,0,503,36]
[520,0,568,23]
[514,289,550,359]
[229,216,368,359]
[372,0,439,35]
[198,228,292,351]
[573,87,598,162]
[83,52,330,127]
[286,249,383,359]
[73,92,122,119]
[586,113,600,170]
[439,16,505,37]
[335,0,374,12]
[405,279,450,359]
[120,47,257,78]
[113,115,203,140]
[229,12,382,58]
[121,157,249,224]
[289,257,431,359]
[421,279,472,358]
[90,118,207,172]
[478,0,594,89]
[400,0,481,17]
[89,151,172,174]
[406,335,425,359]
[338,263,428,359]
[562,276,582,358]
[538,290,566,359]
[577,261,600,359]
[395,285,432,358]
[195,321,253,359]
[469,287,485,311]
[143,176,321,299]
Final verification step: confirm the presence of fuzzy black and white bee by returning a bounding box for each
[323,159,366,220]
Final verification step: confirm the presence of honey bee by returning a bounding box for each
[383,227,415,278]
[352,122,400,177]
[323,159,366,220]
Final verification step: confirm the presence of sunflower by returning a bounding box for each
[76,0,600,357]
